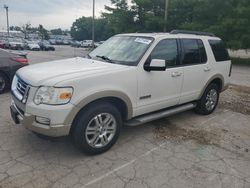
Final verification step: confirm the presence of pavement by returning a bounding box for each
[0,46,249,188]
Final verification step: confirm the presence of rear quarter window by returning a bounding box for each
[209,40,230,62]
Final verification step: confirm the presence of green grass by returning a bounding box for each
[231,58,250,65]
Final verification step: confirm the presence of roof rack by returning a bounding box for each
[170,30,215,37]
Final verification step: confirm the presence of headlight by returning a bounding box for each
[34,86,73,105]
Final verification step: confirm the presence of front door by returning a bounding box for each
[136,39,184,116]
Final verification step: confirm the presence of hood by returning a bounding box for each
[17,57,128,86]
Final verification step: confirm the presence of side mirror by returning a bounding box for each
[144,59,166,72]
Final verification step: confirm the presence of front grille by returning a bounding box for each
[14,76,30,103]
[17,78,28,96]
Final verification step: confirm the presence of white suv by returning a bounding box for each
[10,30,231,154]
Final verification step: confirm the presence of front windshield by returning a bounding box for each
[89,36,153,66]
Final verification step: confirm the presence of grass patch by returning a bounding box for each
[231,58,250,65]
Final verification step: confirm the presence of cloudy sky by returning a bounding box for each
[0,0,113,30]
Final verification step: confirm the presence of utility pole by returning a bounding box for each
[163,0,169,32]
[4,5,10,37]
[92,0,95,49]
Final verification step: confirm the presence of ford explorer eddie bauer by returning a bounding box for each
[10,30,231,154]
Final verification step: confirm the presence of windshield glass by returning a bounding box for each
[89,36,153,66]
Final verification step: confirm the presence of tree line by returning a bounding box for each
[70,0,250,49]
[10,24,69,40]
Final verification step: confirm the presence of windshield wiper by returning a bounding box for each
[96,55,114,63]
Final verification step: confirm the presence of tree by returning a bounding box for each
[38,25,49,40]
[102,0,137,34]
[70,17,112,41]
[20,22,31,39]
[50,28,63,35]
[70,0,250,49]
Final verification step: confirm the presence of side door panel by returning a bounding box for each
[179,39,211,104]
[136,39,184,116]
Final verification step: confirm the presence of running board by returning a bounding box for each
[124,103,196,126]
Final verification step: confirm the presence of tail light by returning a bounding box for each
[12,57,28,65]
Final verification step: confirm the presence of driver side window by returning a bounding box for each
[151,39,178,67]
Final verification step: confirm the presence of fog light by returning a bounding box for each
[35,116,50,125]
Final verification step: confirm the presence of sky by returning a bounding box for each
[0,0,114,30]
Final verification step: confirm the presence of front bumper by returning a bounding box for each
[10,102,72,137]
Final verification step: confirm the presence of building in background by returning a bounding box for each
[0,30,24,38]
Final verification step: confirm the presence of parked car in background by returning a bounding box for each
[49,39,56,45]
[62,40,70,45]
[0,49,28,94]
[26,41,40,51]
[71,41,81,48]
[5,38,26,50]
[55,39,63,45]
[81,40,93,48]
[0,39,6,48]
[39,40,55,51]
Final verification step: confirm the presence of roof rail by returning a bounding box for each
[170,30,215,37]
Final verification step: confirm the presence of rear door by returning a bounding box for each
[179,38,210,104]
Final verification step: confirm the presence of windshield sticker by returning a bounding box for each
[135,38,152,45]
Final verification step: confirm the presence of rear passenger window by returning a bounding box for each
[197,40,207,63]
[151,39,178,67]
[182,39,207,65]
[209,40,230,62]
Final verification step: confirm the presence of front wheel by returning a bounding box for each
[72,102,122,155]
[195,83,219,115]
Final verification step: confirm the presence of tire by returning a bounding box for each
[72,102,122,155]
[0,73,9,94]
[195,83,219,115]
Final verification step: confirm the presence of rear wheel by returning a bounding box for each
[195,83,219,115]
[0,73,9,94]
[72,102,122,155]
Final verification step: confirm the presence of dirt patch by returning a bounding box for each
[219,84,250,115]
[154,119,221,146]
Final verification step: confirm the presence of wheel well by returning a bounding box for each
[210,78,222,92]
[70,97,128,135]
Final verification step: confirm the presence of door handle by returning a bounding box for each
[171,72,182,77]
[204,67,211,72]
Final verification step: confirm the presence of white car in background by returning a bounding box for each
[27,41,40,51]
[81,40,93,48]
[6,38,26,50]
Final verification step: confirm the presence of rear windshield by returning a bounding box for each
[209,40,230,62]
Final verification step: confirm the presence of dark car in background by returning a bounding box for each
[0,49,28,94]
[39,40,55,51]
